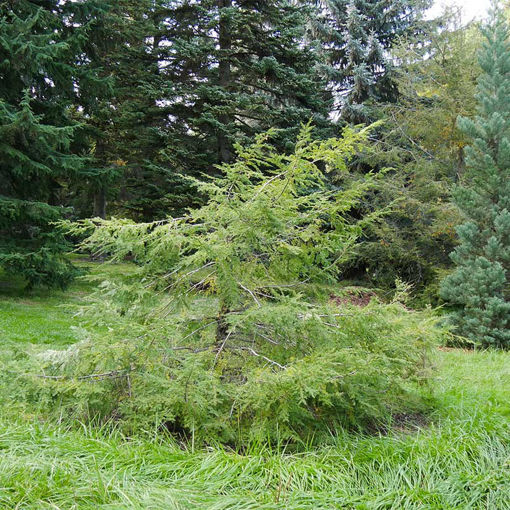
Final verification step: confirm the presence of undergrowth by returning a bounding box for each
[0,263,508,508]
[0,352,507,509]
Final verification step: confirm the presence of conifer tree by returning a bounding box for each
[69,0,334,219]
[160,0,333,174]
[68,0,178,221]
[46,0,197,222]
[320,0,431,123]
[0,0,90,287]
[441,4,510,348]
[54,125,441,442]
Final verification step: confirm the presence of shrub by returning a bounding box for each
[18,300,440,444]
[20,125,445,444]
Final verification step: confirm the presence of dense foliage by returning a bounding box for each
[441,6,510,348]
[0,282,507,507]
[73,0,336,220]
[0,1,89,287]
[17,128,443,443]
[348,12,480,300]
[0,0,508,455]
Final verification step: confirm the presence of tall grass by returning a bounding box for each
[0,350,507,509]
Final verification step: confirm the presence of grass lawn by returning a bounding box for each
[0,264,508,509]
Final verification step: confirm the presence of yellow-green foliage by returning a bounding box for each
[19,299,442,444]
[25,125,447,444]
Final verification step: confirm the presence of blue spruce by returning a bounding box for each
[441,3,510,348]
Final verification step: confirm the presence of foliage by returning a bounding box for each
[317,0,433,123]
[0,279,507,509]
[16,126,442,444]
[55,0,338,221]
[160,0,333,168]
[344,12,481,303]
[20,298,441,443]
[67,0,190,221]
[441,5,510,348]
[0,1,98,287]
[0,0,509,505]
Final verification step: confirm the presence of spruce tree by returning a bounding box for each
[68,0,178,221]
[19,0,185,223]
[160,0,333,174]
[66,0,333,220]
[441,4,510,348]
[0,0,88,287]
[320,0,431,123]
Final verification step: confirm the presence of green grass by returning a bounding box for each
[0,264,508,509]
[0,261,130,347]
[0,277,81,346]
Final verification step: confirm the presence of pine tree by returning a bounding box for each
[65,0,125,221]
[0,0,89,287]
[441,4,510,348]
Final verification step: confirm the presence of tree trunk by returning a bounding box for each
[93,188,107,219]
[218,0,233,164]
[93,139,107,219]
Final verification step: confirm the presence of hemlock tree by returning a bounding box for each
[441,4,510,348]
[0,0,89,287]
[51,125,441,443]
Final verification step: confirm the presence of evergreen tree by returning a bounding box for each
[160,0,333,174]
[348,12,480,300]
[0,0,91,287]
[53,125,442,443]
[319,0,431,123]
[441,4,510,348]
[68,0,179,221]
[68,0,334,220]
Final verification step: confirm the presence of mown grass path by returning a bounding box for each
[0,267,508,509]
